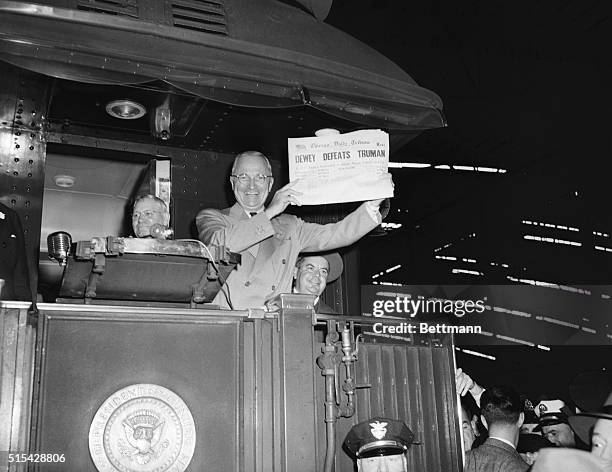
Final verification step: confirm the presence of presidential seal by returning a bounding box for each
[89,384,196,472]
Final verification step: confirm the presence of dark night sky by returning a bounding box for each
[326,0,612,397]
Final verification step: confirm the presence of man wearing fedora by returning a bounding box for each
[293,252,343,314]
[530,390,612,472]
[344,417,415,472]
[570,390,612,461]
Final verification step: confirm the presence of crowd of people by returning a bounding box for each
[456,368,612,472]
[9,146,608,471]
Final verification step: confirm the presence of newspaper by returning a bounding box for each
[288,129,394,205]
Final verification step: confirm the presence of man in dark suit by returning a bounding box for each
[465,385,529,472]
[570,390,612,460]
[0,202,31,301]
[196,151,385,309]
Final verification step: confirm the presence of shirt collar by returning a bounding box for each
[489,436,516,449]
[246,209,263,218]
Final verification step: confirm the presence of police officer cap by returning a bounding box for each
[533,399,573,432]
[344,417,414,458]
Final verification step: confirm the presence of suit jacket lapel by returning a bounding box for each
[229,203,261,257]
[229,203,247,220]
[251,218,287,285]
[254,233,276,267]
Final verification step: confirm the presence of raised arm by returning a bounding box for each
[196,208,274,252]
[297,200,382,252]
[455,367,485,407]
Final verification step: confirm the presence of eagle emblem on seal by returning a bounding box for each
[369,421,388,440]
[118,410,166,465]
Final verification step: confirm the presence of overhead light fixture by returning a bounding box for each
[105,99,146,120]
[54,174,76,188]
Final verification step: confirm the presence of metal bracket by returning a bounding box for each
[84,253,106,300]
[27,304,39,326]
[246,308,266,319]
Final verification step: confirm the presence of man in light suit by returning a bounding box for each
[465,385,529,472]
[196,150,385,310]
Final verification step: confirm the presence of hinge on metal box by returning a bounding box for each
[27,304,39,326]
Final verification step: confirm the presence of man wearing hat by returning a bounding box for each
[344,417,414,472]
[528,391,612,472]
[570,390,612,460]
[534,399,587,449]
[516,433,553,465]
[520,403,540,435]
[293,252,343,314]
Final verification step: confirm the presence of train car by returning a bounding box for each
[0,1,462,470]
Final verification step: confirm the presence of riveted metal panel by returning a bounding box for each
[0,64,50,296]
[314,331,462,472]
[170,148,234,238]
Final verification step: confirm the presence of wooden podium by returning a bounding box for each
[1,298,462,471]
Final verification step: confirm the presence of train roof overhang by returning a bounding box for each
[0,0,445,139]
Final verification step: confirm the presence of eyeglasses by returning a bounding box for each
[231,173,272,185]
[133,209,164,219]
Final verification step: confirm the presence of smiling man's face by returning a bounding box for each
[294,256,330,297]
[230,152,273,213]
[132,196,169,237]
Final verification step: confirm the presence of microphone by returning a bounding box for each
[149,224,173,239]
[47,231,72,266]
